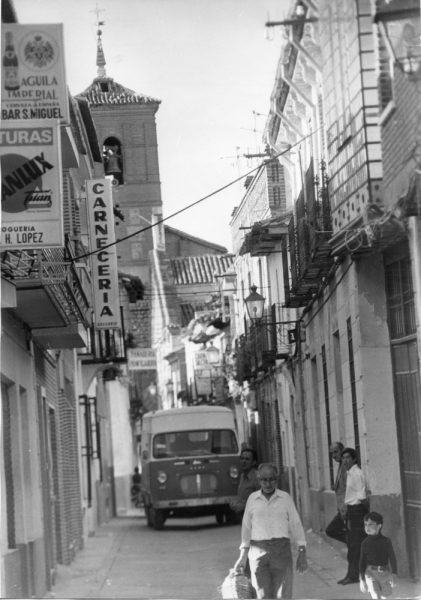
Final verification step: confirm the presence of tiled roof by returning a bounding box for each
[170,254,235,285]
[164,225,228,254]
[79,77,160,107]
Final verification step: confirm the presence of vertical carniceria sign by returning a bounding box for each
[86,179,121,330]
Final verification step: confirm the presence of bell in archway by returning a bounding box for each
[105,151,122,176]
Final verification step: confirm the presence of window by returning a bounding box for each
[103,136,124,184]
[385,257,416,340]
[271,162,280,182]
[347,318,360,456]
[322,345,334,487]
[153,429,238,458]
[2,382,16,549]
[273,186,281,207]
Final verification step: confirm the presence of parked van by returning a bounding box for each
[140,405,241,529]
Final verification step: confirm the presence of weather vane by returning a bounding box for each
[90,2,107,78]
[91,2,105,31]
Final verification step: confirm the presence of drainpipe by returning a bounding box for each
[292,323,311,525]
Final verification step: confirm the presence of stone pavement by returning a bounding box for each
[45,511,421,600]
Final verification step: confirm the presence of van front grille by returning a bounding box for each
[180,473,218,496]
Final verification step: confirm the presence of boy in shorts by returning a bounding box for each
[359,511,397,599]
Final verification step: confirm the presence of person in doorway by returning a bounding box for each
[325,441,347,544]
[338,447,369,585]
[131,467,142,507]
[229,447,259,518]
[233,463,307,599]
[359,511,397,599]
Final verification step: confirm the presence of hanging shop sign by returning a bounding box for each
[128,348,157,371]
[86,178,121,330]
[193,350,210,368]
[1,23,69,122]
[0,119,63,249]
[195,368,212,396]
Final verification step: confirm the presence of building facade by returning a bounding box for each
[231,0,421,579]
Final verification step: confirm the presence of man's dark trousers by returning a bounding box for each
[326,511,347,544]
[346,505,367,580]
[249,538,293,599]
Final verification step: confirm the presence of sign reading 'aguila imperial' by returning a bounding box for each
[86,179,121,330]
[1,23,69,122]
[0,119,63,249]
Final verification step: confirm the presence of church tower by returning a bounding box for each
[78,25,163,293]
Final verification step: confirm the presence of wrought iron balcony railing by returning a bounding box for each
[286,160,334,307]
[1,238,92,327]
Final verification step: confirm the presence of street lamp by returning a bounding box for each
[244,285,266,322]
[244,285,298,359]
[206,342,220,366]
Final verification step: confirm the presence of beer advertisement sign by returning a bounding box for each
[0,119,64,249]
[86,179,121,330]
[1,23,69,122]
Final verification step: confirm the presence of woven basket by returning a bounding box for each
[220,569,255,599]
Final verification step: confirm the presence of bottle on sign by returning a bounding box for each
[3,31,20,91]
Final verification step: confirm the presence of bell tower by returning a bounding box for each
[78,24,163,293]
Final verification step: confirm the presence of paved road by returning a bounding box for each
[51,516,242,599]
[105,516,240,599]
[48,514,421,599]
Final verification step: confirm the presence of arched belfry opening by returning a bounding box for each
[103,136,124,185]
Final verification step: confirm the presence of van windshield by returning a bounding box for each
[153,429,238,458]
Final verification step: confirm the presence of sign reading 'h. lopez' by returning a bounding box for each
[0,119,63,249]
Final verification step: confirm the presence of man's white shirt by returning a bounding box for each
[344,464,367,505]
[240,489,306,549]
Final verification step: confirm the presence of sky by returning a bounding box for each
[13,0,289,251]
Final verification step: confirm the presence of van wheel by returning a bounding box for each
[215,509,225,525]
[151,508,165,530]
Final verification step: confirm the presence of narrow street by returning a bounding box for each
[46,512,421,600]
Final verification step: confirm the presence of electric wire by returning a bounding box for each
[71,129,319,262]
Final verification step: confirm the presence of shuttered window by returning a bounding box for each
[2,382,16,549]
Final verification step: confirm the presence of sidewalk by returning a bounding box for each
[45,513,421,600]
[296,529,421,600]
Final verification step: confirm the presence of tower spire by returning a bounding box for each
[92,3,106,78]
[96,27,106,78]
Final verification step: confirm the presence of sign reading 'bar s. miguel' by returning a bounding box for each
[86,179,121,330]
[0,119,63,249]
[1,23,69,122]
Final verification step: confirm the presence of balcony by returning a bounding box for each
[285,160,334,307]
[1,239,92,348]
[239,216,289,257]
[234,334,253,382]
[235,316,296,382]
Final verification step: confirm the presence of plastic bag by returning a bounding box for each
[220,569,255,599]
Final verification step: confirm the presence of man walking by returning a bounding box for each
[229,447,259,518]
[234,463,307,599]
[338,447,369,585]
[326,441,347,544]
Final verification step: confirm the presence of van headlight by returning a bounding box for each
[229,465,239,479]
[157,471,167,484]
